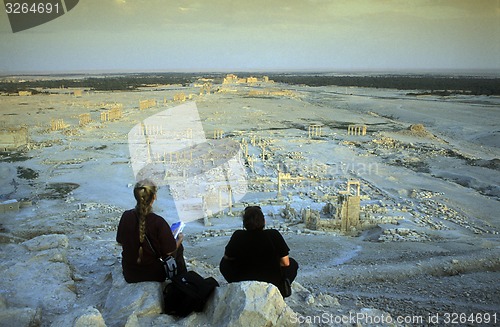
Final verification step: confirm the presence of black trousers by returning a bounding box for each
[220,257,299,286]
[172,243,187,274]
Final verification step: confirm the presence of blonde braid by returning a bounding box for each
[133,179,157,264]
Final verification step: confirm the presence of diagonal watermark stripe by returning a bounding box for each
[128,102,248,223]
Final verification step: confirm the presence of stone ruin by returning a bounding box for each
[223,73,239,84]
[247,89,295,97]
[79,113,91,126]
[101,105,123,122]
[302,180,362,233]
[223,74,271,85]
[139,99,157,110]
[51,119,68,131]
[347,124,367,136]
[212,129,224,140]
[0,126,29,151]
[173,93,186,102]
[338,180,361,232]
[199,83,211,95]
[308,124,322,138]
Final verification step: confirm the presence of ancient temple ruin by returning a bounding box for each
[302,179,362,233]
[338,179,361,232]
[139,99,157,110]
[347,124,367,136]
[0,127,29,151]
[308,124,323,138]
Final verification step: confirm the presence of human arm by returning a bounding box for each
[280,255,290,267]
[154,215,177,257]
[168,232,184,255]
[269,229,291,266]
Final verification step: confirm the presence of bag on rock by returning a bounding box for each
[161,255,177,279]
[163,271,219,317]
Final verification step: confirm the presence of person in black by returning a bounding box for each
[219,206,298,297]
[116,179,187,283]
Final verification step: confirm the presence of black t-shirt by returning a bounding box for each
[224,228,290,285]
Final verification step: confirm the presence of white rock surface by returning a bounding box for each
[51,306,107,327]
[0,234,76,316]
[102,266,163,327]
[184,281,298,327]
[0,296,41,327]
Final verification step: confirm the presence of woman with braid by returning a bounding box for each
[117,179,187,282]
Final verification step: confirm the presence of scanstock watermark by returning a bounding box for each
[4,0,79,33]
[128,102,248,223]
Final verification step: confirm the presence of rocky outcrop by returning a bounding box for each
[51,306,107,327]
[102,266,163,327]
[0,233,76,322]
[184,281,297,327]
[0,296,41,327]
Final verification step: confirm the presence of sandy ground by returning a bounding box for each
[1,80,499,326]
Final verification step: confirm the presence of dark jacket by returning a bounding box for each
[116,209,176,282]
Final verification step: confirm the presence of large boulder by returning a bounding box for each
[0,234,76,315]
[102,266,163,327]
[51,306,107,327]
[184,281,298,327]
[0,296,41,327]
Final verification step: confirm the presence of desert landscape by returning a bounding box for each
[1,73,499,326]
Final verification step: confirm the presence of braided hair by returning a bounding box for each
[133,179,157,264]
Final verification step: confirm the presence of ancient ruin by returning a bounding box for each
[79,113,91,126]
[223,74,238,84]
[348,124,367,136]
[199,83,211,95]
[101,105,123,122]
[338,180,361,232]
[247,89,296,97]
[139,99,157,110]
[0,126,29,151]
[2,72,499,326]
[51,119,67,131]
[213,129,224,139]
[308,124,323,138]
[173,93,186,102]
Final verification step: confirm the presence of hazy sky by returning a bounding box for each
[1,0,499,73]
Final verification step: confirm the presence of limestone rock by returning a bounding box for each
[51,306,106,327]
[185,281,298,327]
[0,296,41,327]
[0,235,76,314]
[102,266,163,327]
[22,234,69,251]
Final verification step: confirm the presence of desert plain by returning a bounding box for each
[0,75,499,326]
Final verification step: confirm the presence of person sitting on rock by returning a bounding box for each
[116,179,186,282]
[219,205,298,297]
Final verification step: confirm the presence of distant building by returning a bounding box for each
[0,127,29,151]
[223,74,238,84]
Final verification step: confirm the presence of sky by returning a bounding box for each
[0,0,499,74]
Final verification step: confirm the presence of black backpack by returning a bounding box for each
[163,271,219,317]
